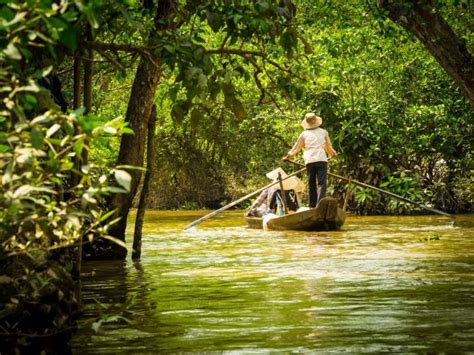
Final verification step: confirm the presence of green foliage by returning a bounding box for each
[0,0,130,255]
[0,112,132,255]
[75,0,304,208]
[49,0,472,215]
[0,0,132,347]
[153,1,299,125]
[281,0,473,214]
[354,188,382,215]
[380,174,425,214]
[0,0,79,71]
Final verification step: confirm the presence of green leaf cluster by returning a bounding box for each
[0,110,132,255]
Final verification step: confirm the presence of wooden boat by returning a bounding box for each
[245,197,345,231]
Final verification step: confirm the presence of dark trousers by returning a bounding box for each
[306,161,327,208]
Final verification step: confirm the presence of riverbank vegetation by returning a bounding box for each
[0,0,472,352]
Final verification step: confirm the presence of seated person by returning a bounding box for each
[247,168,302,217]
[247,185,278,217]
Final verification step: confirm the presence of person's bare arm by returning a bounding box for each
[284,134,304,160]
[324,133,337,158]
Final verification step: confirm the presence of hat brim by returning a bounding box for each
[266,167,288,181]
[266,168,301,190]
[301,116,322,129]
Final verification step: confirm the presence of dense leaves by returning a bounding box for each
[0,112,131,255]
[134,0,472,213]
[0,0,130,348]
[0,0,131,254]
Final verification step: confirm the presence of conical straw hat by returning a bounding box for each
[265,168,297,190]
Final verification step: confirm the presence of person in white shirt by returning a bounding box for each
[284,113,337,208]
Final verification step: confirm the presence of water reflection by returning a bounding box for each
[71,212,474,353]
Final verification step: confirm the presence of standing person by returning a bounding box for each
[284,113,337,208]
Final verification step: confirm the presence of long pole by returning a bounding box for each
[184,167,306,230]
[285,160,453,219]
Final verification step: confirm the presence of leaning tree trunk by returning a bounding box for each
[377,0,474,106]
[105,0,177,259]
[105,54,162,258]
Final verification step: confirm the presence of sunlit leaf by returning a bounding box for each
[46,123,61,138]
[18,81,41,93]
[113,169,131,191]
[98,209,117,222]
[31,114,52,125]
[102,127,117,135]
[104,186,128,194]
[91,320,102,333]
[4,43,21,60]
[13,185,56,198]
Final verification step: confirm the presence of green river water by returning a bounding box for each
[71,211,474,353]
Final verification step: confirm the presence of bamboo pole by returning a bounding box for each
[285,160,453,219]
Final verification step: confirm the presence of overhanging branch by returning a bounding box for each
[82,41,153,56]
[205,48,295,76]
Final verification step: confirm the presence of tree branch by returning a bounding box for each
[83,41,152,56]
[205,48,295,76]
[377,0,474,106]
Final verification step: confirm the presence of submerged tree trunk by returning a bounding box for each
[132,105,157,260]
[377,0,474,106]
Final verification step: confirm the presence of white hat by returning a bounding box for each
[265,168,298,190]
[301,112,322,129]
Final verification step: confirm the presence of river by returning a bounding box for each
[71,211,474,353]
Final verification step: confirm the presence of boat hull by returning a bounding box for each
[245,197,345,231]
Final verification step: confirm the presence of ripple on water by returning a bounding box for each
[73,212,474,353]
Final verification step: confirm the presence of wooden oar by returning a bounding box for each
[184,167,307,230]
[285,160,454,219]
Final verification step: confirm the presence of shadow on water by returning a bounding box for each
[71,212,474,353]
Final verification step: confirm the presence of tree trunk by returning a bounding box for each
[73,54,81,109]
[103,0,177,259]
[132,105,157,260]
[71,53,82,189]
[82,24,93,168]
[377,0,474,106]
[83,27,93,115]
[83,25,93,114]
[105,55,161,258]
